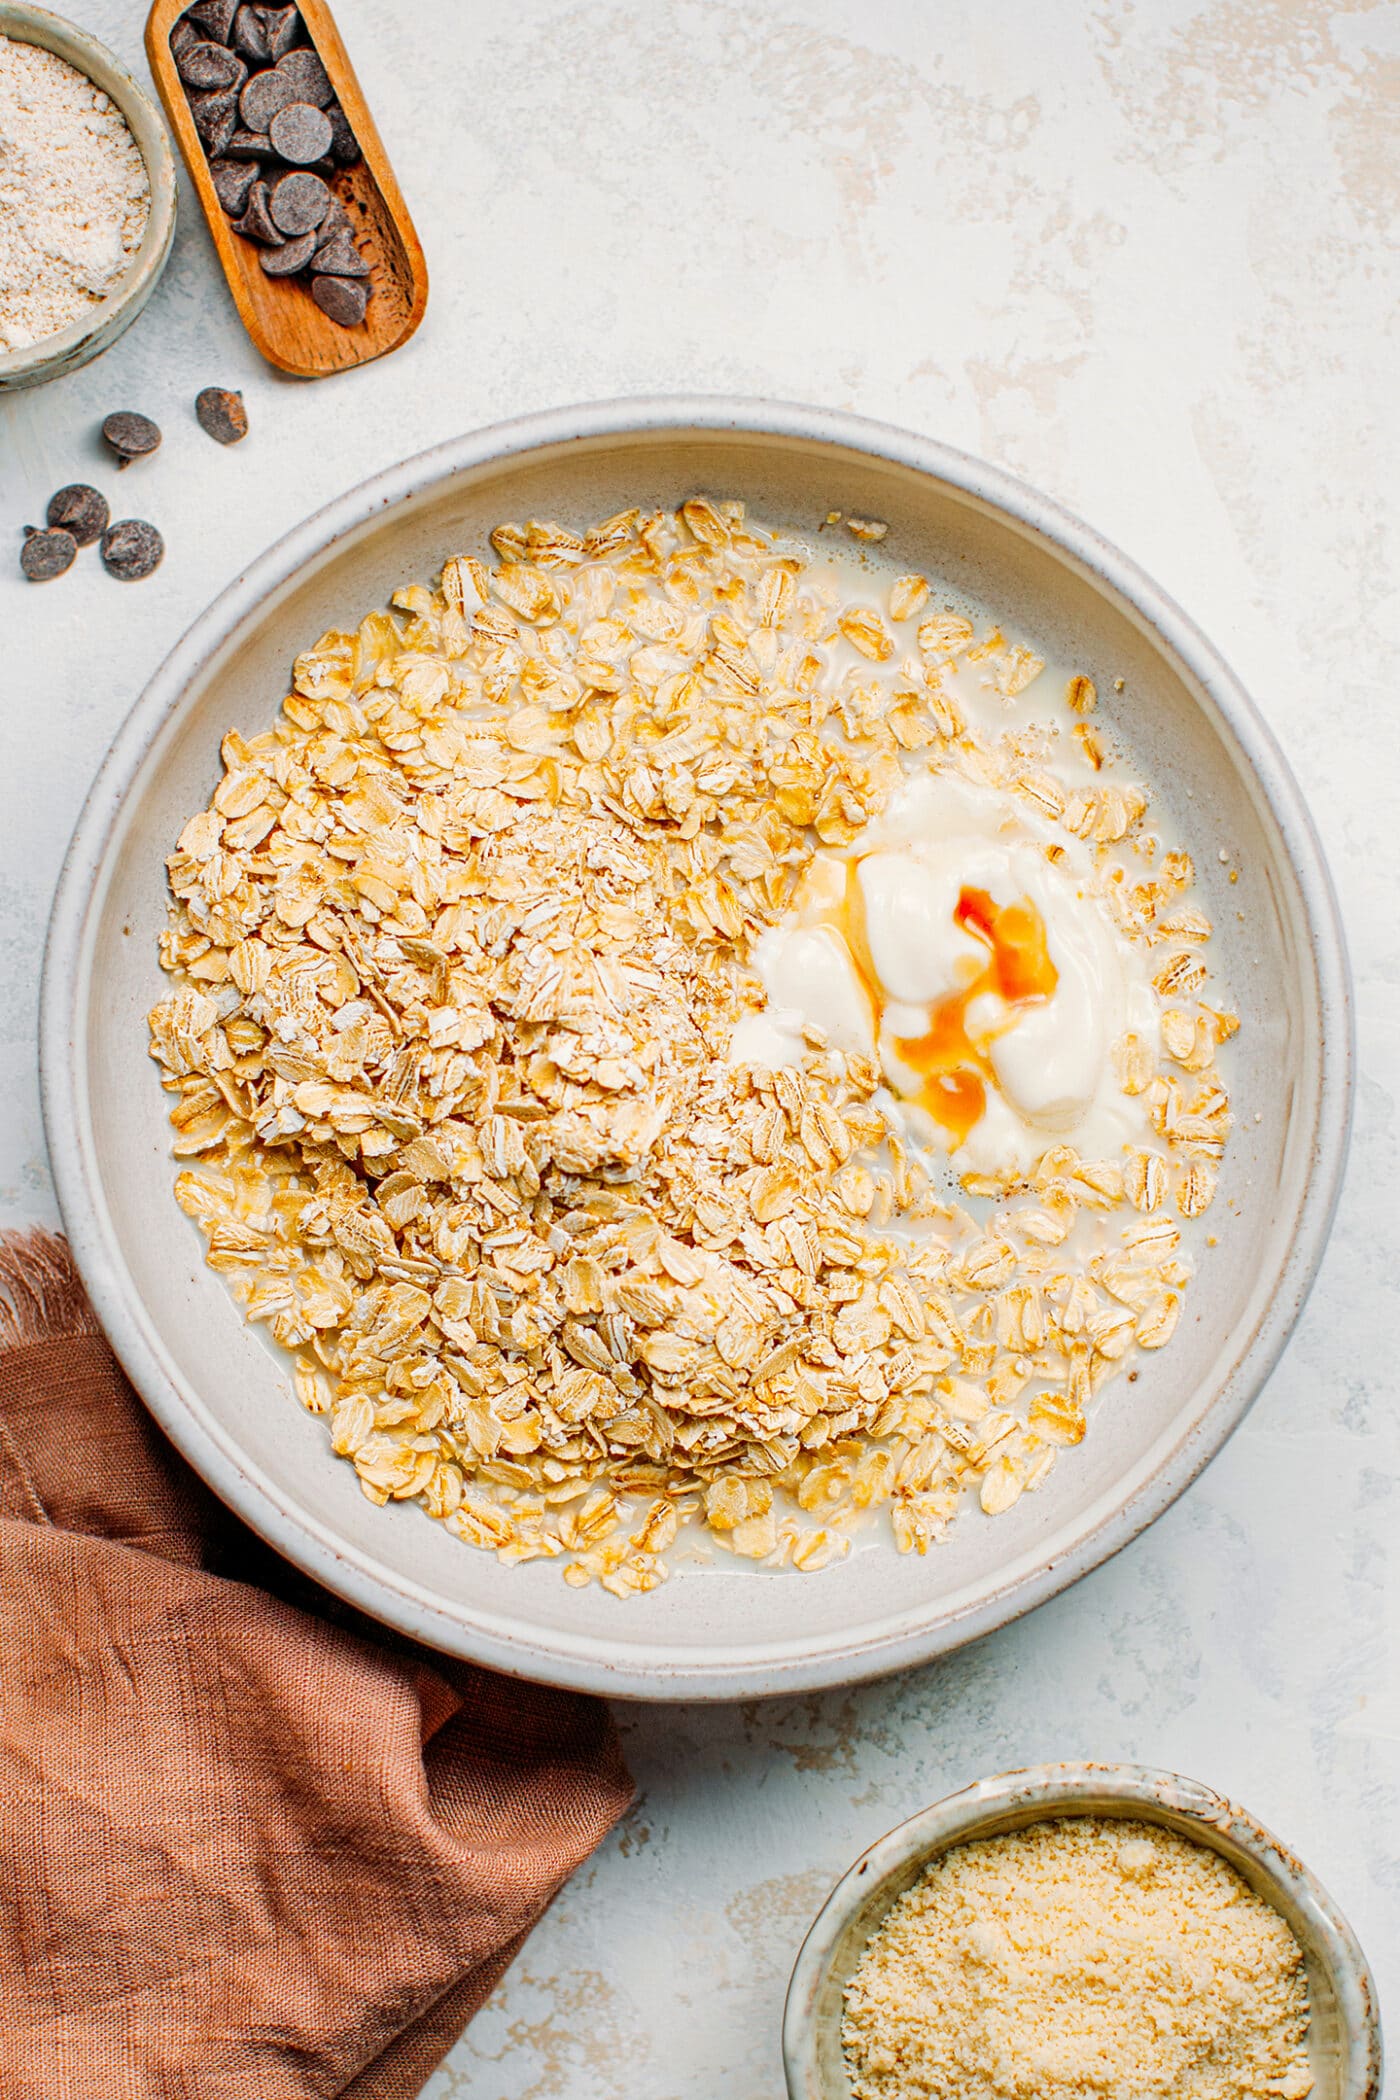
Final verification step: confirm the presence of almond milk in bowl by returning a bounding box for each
[41,400,1351,1696]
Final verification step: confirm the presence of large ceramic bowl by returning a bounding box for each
[41,399,1351,1698]
[0,4,177,391]
[783,1764,1382,2100]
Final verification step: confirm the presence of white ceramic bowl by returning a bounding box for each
[0,3,177,391]
[783,1763,1383,2100]
[41,399,1352,1698]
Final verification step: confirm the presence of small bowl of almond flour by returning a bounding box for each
[785,1763,1382,2100]
[0,4,176,389]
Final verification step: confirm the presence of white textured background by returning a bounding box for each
[2,2,1396,2094]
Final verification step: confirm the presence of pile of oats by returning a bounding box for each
[149,500,1235,1596]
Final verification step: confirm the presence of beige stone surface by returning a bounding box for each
[0,2,1395,2093]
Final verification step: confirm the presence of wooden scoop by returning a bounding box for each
[146,0,427,377]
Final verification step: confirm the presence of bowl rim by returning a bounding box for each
[0,1,178,385]
[782,1761,1383,2100]
[40,395,1355,1698]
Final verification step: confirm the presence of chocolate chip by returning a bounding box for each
[269,168,330,234]
[313,195,350,242]
[170,17,200,60]
[311,273,368,326]
[195,387,249,444]
[190,86,238,154]
[267,100,331,165]
[177,39,246,89]
[226,128,277,158]
[275,45,331,107]
[46,484,109,546]
[323,101,360,167]
[311,226,367,277]
[102,411,162,467]
[101,520,165,582]
[257,4,300,60]
[230,180,283,245]
[259,229,318,275]
[20,528,77,582]
[184,0,239,41]
[209,156,259,212]
[239,65,299,131]
[231,4,270,62]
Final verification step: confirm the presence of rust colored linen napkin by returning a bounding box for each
[0,1230,633,2098]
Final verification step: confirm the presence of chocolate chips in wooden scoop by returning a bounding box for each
[260,229,318,276]
[185,0,238,40]
[258,7,301,61]
[190,86,238,154]
[267,100,331,165]
[310,273,367,326]
[323,101,360,168]
[312,225,367,277]
[275,45,331,105]
[210,156,259,212]
[231,3,271,63]
[173,1,371,327]
[178,40,246,90]
[101,520,165,582]
[239,64,299,132]
[269,169,330,235]
[102,412,162,468]
[230,179,282,245]
[20,528,77,582]
[195,388,249,445]
[47,484,110,546]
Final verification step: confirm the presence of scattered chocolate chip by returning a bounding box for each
[102,411,163,467]
[177,39,246,90]
[260,229,318,275]
[275,46,331,107]
[311,272,368,326]
[257,5,300,61]
[269,168,330,235]
[190,86,239,154]
[239,65,299,131]
[101,520,165,582]
[20,527,77,582]
[230,180,283,245]
[195,387,249,444]
[231,4,270,62]
[267,100,331,165]
[170,16,200,61]
[226,127,276,158]
[311,226,367,277]
[209,155,259,212]
[184,0,239,41]
[46,484,109,546]
[323,101,360,167]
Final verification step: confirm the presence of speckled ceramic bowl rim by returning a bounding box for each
[40,398,1354,1697]
[0,3,177,388]
[783,1762,1383,2100]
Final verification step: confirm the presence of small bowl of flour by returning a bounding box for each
[0,5,177,389]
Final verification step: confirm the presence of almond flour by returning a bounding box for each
[841,1816,1313,2100]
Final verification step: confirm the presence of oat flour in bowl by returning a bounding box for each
[0,34,150,352]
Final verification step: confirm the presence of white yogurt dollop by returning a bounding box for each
[730,772,1157,1172]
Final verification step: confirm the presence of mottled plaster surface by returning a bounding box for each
[1,2,1395,2094]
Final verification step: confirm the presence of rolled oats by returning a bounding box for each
[150,499,1235,1593]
